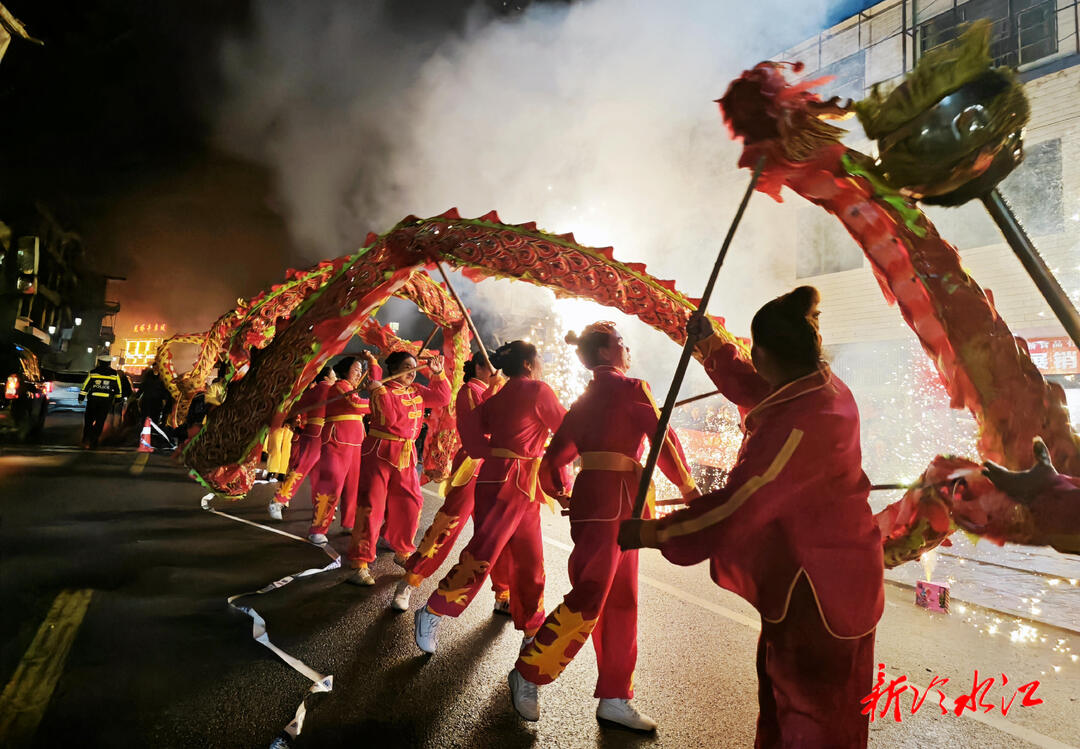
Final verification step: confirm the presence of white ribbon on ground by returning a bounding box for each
[201,493,341,746]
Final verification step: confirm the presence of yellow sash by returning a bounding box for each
[369,429,416,470]
[579,451,656,516]
[327,414,366,422]
[440,456,481,497]
[307,417,325,426]
[489,448,557,511]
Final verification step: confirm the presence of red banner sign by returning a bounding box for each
[1026,337,1080,375]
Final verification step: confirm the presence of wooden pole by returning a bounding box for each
[673,389,722,409]
[434,261,494,372]
[630,156,766,521]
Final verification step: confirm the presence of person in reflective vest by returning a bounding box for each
[307,352,380,545]
[619,287,884,748]
[345,350,450,585]
[80,357,130,449]
[268,365,337,521]
[391,351,512,612]
[414,341,567,655]
[510,322,699,729]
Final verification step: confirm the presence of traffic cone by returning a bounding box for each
[130,418,153,475]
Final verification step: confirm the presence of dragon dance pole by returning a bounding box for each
[981,189,1080,349]
[673,388,721,409]
[630,156,766,520]
[434,261,495,373]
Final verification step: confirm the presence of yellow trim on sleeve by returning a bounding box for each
[657,428,804,542]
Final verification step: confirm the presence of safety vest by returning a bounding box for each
[82,371,122,399]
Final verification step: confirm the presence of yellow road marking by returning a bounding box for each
[0,589,93,747]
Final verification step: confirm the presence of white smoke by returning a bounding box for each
[215,0,829,395]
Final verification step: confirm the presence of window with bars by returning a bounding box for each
[917,0,1057,68]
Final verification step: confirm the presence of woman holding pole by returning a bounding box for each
[414,341,567,654]
[307,353,379,544]
[345,350,450,585]
[509,322,699,729]
[618,287,884,748]
[391,351,513,612]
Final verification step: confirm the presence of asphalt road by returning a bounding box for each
[1,428,1078,748]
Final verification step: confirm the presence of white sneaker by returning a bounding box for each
[508,669,540,721]
[267,502,284,521]
[414,607,441,654]
[493,598,511,616]
[391,580,413,611]
[596,698,657,732]
[347,567,376,586]
[308,533,329,545]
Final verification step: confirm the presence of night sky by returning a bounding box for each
[0,1,540,335]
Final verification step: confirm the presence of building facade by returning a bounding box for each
[0,204,123,373]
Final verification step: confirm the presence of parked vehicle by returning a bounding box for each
[46,370,89,413]
[0,342,48,441]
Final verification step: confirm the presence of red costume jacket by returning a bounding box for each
[366,370,451,469]
[541,366,697,507]
[289,381,333,437]
[323,371,379,448]
[468,377,568,502]
[650,344,884,639]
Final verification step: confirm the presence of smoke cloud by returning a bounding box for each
[214,0,829,394]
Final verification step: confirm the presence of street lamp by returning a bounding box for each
[47,325,56,334]
[74,316,82,326]
[86,347,93,354]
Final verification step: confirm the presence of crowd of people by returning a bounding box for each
[179,284,1068,746]
[241,286,885,745]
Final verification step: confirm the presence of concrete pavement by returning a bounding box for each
[0,442,1078,748]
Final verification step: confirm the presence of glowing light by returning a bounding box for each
[1009,624,1039,644]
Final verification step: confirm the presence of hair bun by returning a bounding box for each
[783,285,820,318]
[564,331,581,345]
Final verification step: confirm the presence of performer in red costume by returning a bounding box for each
[390,352,513,612]
[509,322,699,729]
[345,350,450,585]
[984,437,1080,554]
[619,287,884,748]
[415,341,568,654]
[307,352,380,545]
[268,365,337,521]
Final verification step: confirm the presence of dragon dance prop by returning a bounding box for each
[160,266,471,487]
[718,21,1078,565]
[179,211,743,499]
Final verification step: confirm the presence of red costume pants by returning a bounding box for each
[404,466,511,598]
[754,576,875,748]
[273,433,321,506]
[308,442,361,535]
[426,478,545,633]
[516,475,639,698]
[346,447,424,565]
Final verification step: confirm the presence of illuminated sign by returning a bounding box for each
[1027,337,1080,375]
[131,322,168,334]
[122,337,164,373]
